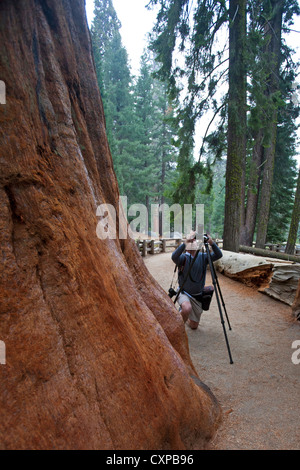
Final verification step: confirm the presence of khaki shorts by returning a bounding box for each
[177,292,203,323]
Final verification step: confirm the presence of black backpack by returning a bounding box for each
[191,285,214,311]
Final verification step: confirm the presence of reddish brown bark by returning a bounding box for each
[0,0,220,450]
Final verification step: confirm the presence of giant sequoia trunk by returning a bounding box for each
[0,0,220,450]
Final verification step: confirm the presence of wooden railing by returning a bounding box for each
[136,238,182,257]
[136,237,300,259]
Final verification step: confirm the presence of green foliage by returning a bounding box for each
[91,0,121,100]
[90,0,300,244]
[91,2,178,210]
[246,0,300,243]
[148,0,229,206]
[195,158,226,236]
[266,73,299,242]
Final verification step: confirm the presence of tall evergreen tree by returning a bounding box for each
[133,53,158,211]
[266,76,299,243]
[286,168,300,254]
[102,32,137,197]
[133,53,178,214]
[91,6,178,213]
[91,0,139,199]
[241,0,300,247]
[91,0,121,102]
[195,158,226,237]
[255,0,285,248]
[223,0,247,252]
[149,0,247,250]
[149,0,229,205]
[149,0,300,250]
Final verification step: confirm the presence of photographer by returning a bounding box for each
[171,231,223,329]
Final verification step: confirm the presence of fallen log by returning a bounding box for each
[215,251,300,307]
[291,280,300,320]
[239,245,300,263]
[215,251,274,288]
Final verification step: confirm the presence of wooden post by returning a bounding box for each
[150,239,155,255]
[142,240,147,257]
[162,239,166,253]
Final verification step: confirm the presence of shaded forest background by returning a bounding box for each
[90,0,300,253]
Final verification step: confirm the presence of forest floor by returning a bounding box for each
[144,252,300,450]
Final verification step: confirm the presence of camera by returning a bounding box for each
[168,287,177,298]
[188,233,209,242]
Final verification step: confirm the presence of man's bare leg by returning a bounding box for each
[180,301,192,323]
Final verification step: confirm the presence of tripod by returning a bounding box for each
[204,239,234,364]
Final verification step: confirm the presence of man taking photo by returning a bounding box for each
[171,231,223,329]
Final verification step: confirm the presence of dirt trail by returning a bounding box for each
[144,252,300,450]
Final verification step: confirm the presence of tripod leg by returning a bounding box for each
[214,284,234,364]
[205,243,234,364]
[210,261,232,331]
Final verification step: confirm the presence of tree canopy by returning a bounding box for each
[90,0,300,249]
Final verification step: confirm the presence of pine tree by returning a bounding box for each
[149,0,248,250]
[241,0,300,247]
[133,53,158,211]
[102,32,136,196]
[267,79,299,243]
[286,168,300,254]
[91,0,121,101]
[91,2,178,214]
[195,158,226,238]
[223,0,247,252]
[148,0,229,206]
[255,0,285,249]
[91,0,138,199]
[133,53,178,216]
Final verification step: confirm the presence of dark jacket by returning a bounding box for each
[171,242,223,295]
